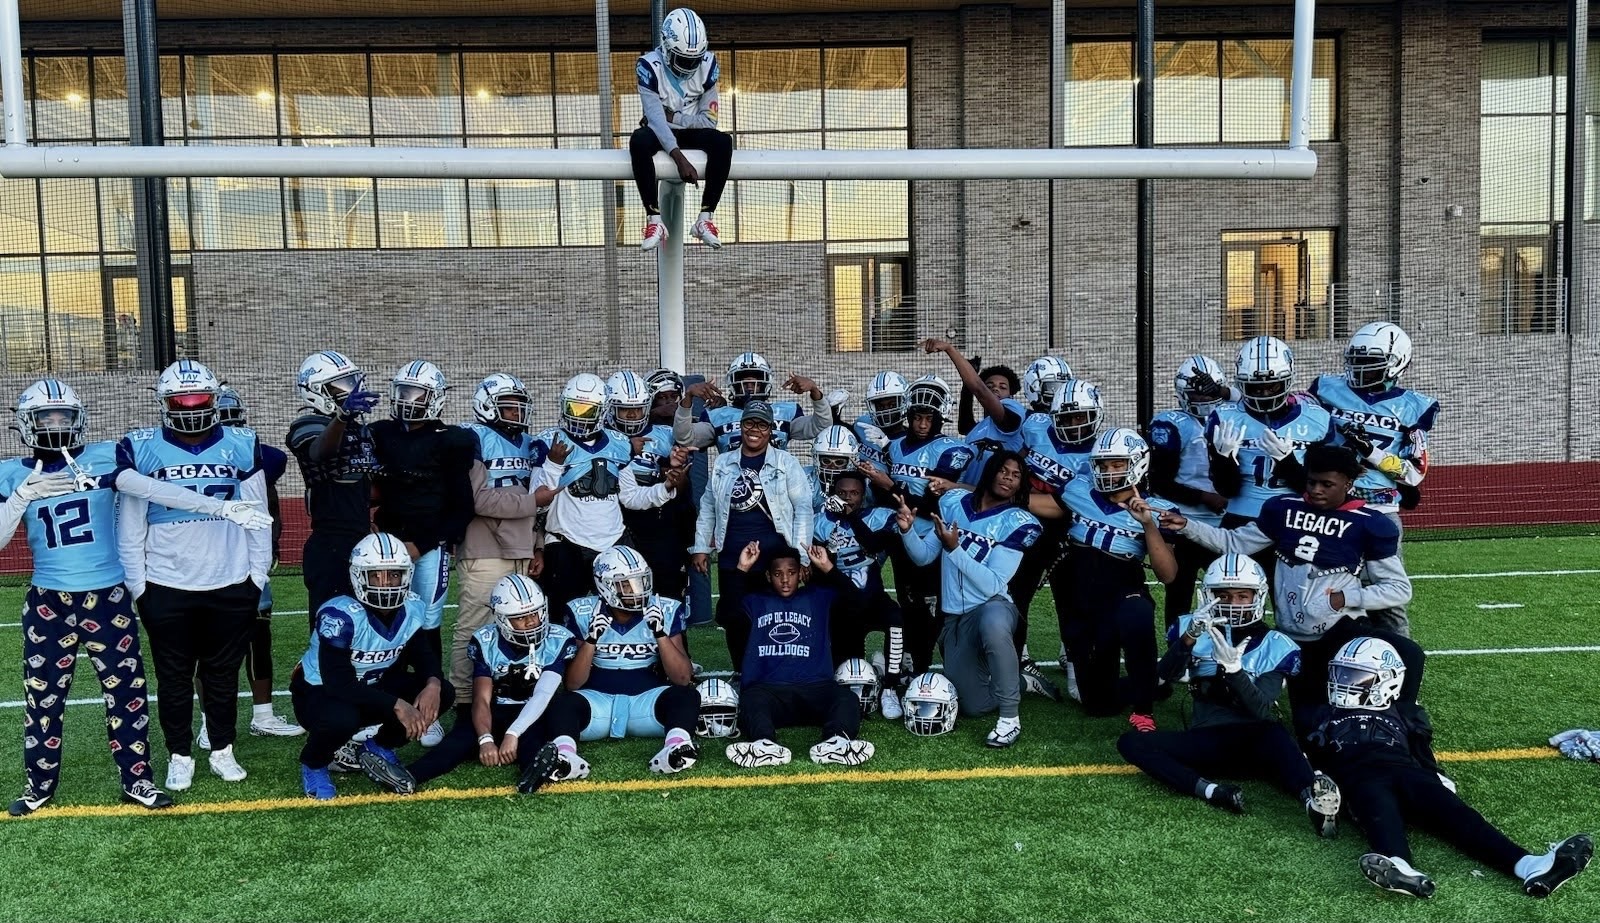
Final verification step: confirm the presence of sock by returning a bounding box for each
[698,210,713,221]
[1197,780,1217,799]
[252,703,273,722]
[887,627,905,679]
[665,728,691,749]
[554,735,577,755]
[645,207,660,217]
[1021,643,1031,661]
[1515,852,1552,881]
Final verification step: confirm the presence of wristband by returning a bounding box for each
[477,734,494,746]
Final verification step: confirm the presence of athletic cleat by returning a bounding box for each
[249,714,306,737]
[517,742,563,795]
[208,745,248,783]
[420,721,445,748]
[1021,659,1063,702]
[1205,783,1246,814]
[8,786,50,817]
[351,724,381,743]
[301,764,337,801]
[358,742,417,795]
[641,216,667,252]
[1304,771,1342,838]
[986,719,1022,749]
[1129,713,1157,733]
[165,754,195,792]
[809,735,874,766]
[879,687,904,721]
[1523,834,1594,898]
[691,215,722,248]
[1361,853,1436,899]
[650,739,700,775]
[726,739,792,769]
[330,741,363,773]
[121,779,174,810]
[552,750,591,782]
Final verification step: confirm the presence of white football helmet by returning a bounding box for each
[348,532,414,611]
[391,360,448,422]
[490,573,549,648]
[472,373,532,431]
[659,7,708,77]
[903,672,959,736]
[154,359,223,434]
[695,678,740,739]
[905,374,953,422]
[216,385,246,427]
[297,350,366,417]
[13,379,87,452]
[605,370,652,437]
[1234,336,1295,415]
[1200,554,1268,627]
[725,352,773,405]
[1090,427,1149,493]
[1050,378,1103,444]
[645,368,684,401]
[1022,356,1074,411]
[560,373,610,439]
[835,658,881,718]
[1344,321,1413,391]
[594,545,653,612]
[865,371,909,430]
[1174,355,1229,419]
[814,425,860,489]
[1328,637,1406,711]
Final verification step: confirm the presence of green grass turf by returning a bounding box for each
[0,536,1596,922]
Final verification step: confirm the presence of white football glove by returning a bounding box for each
[1211,420,1245,462]
[12,461,77,503]
[644,604,667,636]
[1184,612,1214,641]
[1206,626,1243,674]
[1437,772,1457,793]
[58,448,100,492]
[586,612,613,644]
[822,494,849,515]
[1259,427,1296,461]
[219,500,274,531]
[857,424,891,451]
[825,388,850,411]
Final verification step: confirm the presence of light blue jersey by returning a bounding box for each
[814,506,896,590]
[1169,614,1302,681]
[706,402,807,453]
[852,413,895,469]
[1020,413,1094,495]
[1308,375,1439,510]
[1148,408,1223,527]
[627,424,676,487]
[1058,477,1178,561]
[965,397,1028,474]
[299,593,430,687]
[0,443,123,592]
[566,594,687,696]
[468,422,539,490]
[1206,398,1336,520]
[117,425,260,524]
[904,489,1041,614]
[887,434,976,501]
[468,622,578,705]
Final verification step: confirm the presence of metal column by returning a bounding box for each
[123,0,176,368]
[1134,0,1155,429]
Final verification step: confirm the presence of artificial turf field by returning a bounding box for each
[0,535,1596,922]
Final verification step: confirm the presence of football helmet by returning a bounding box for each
[1200,553,1268,627]
[154,359,222,434]
[1344,322,1413,391]
[13,379,87,452]
[814,425,860,490]
[646,368,685,400]
[605,370,652,437]
[1090,427,1149,493]
[594,545,653,612]
[297,350,366,417]
[902,672,959,736]
[1174,355,1229,419]
[349,532,415,611]
[1022,356,1074,411]
[560,373,610,439]
[472,373,532,432]
[391,360,448,423]
[659,7,708,77]
[835,658,881,718]
[1234,336,1295,415]
[905,374,953,422]
[216,385,246,427]
[1050,378,1103,444]
[695,678,740,739]
[490,573,549,648]
[725,352,773,406]
[865,371,909,430]
[1327,637,1406,711]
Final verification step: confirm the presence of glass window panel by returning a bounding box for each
[1221,39,1291,143]
[34,56,92,141]
[825,129,906,150]
[1480,116,1555,223]
[280,53,370,137]
[826,181,908,242]
[733,49,821,132]
[824,47,907,130]
[0,257,46,372]
[372,53,462,137]
[185,54,276,138]
[465,52,554,136]
[286,139,376,249]
[41,178,98,253]
[1156,41,1220,144]
[554,134,604,245]
[98,175,135,253]
[736,133,821,243]
[1588,114,1600,220]
[611,52,643,139]
[553,53,599,136]
[1481,41,1556,115]
[94,56,127,139]
[832,262,865,352]
[1309,39,1336,141]
[157,55,183,140]
[46,256,104,371]
[185,141,285,250]
[0,180,39,255]
[377,138,468,248]
[468,136,557,247]
[1064,42,1133,146]
[166,177,193,252]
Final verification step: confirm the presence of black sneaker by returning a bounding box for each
[8,786,50,817]
[1303,771,1341,839]
[1524,834,1594,898]
[121,779,174,810]
[1020,659,1063,702]
[330,741,362,773]
[1204,783,1246,814]
[357,743,417,795]
[1360,853,1436,899]
[517,742,563,795]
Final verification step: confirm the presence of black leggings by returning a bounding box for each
[1337,763,1527,874]
[1117,720,1317,799]
[247,606,275,686]
[291,670,457,769]
[1162,536,1213,632]
[408,702,546,785]
[739,681,861,742]
[629,126,732,213]
[1069,590,1159,717]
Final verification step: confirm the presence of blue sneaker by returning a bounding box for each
[358,742,417,795]
[301,764,336,801]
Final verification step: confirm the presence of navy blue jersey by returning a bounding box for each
[286,411,379,536]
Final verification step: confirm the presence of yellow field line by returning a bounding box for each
[3,746,1559,823]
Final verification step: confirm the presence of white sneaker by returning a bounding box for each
[691,214,722,249]
[879,688,904,721]
[421,721,445,748]
[986,717,1022,748]
[725,739,792,769]
[553,751,591,782]
[641,215,667,251]
[809,735,874,766]
[649,739,699,775]
[165,754,196,792]
[208,745,248,783]
[249,714,306,738]
[196,717,210,751]
[352,724,381,743]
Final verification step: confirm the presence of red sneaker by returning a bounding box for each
[641,216,667,252]
[1129,713,1157,733]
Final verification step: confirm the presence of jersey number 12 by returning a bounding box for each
[36,498,93,549]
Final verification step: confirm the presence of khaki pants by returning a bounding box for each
[452,557,529,698]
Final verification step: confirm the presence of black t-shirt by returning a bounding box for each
[286,412,379,537]
[369,418,478,548]
[723,451,782,566]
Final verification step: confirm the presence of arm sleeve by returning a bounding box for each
[112,469,228,514]
[786,459,814,552]
[638,62,679,152]
[469,461,541,520]
[505,670,565,738]
[0,493,28,553]
[847,511,896,554]
[1179,517,1273,556]
[1222,669,1285,723]
[1207,449,1243,498]
[620,463,674,511]
[1156,641,1192,683]
[900,521,940,566]
[402,626,445,682]
[673,403,717,449]
[117,493,149,597]
[1147,440,1209,507]
[240,472,272,582]
[1271,453,1308,494]
[786,396,831,441]
[1343,554,1413,612]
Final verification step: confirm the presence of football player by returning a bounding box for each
[1307,322,1439,638]
[619,369,696,606]
[1117,554,1342,835]
[542,547,700,779]
[1028,428,1178,733]
[807,423,859,512]
[1305,638,1592,900]
[813,470,904,719]
[1147,356,1233,630]
[922,338,1027,470]
[956,361,1021,439]
[675,352,832,452]
[5,379,270,815]
[292,533,454,800]
[632,6,730,251]
[897,450,1040,747]
[118,360,275,791]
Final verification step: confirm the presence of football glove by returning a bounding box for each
[12,461,76,503]
[1207,626,1244,674]
[337,387,381,421]
[220,500,274,531]
[1336,420,1375,458]
[586,612,613,644]
[856,424,891,451]
[644,604,667,636]
[1211,420,1245,462]
[1185,613,1214,641]
[1259,427,1296,462]
[822,494,849,515]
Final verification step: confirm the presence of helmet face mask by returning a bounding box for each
[1174,355,1228,418]
[25,408,84,450]
[14,380,88,452]
[605,370,653,437]
[725,353,773,406]
[1201,553,1269,627]
[1344,322,1412,392]
[1327,637,1406,710]
[392,384,434,421]
[1240,379,1289,414]
[216,387,246,427]
[1050,379,1103,444]
[560,373,610,440]
[866,371,909,429]
[473,374,533,432]
[1089,427,1150,493]
[594,546,654,612]
[297,351,366,417]
[1234,336,1294,415]
[349,533,415,611]
[391,361,448,423]
[322,372,362,407]
[490,573,549,647]
[695,678,740,738]
[1022,356,1073,411]
[155,361,223,434]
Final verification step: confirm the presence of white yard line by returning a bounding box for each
[1475,603,1525,610]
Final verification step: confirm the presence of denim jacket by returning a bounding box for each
[691,446,814,559]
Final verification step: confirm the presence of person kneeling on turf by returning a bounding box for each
[407,574,578,793]
[1305,637,1592,899]
[292,533,454,800]
[542,546,700,780]
[1117,554,1341,835]
[722,541,875,768]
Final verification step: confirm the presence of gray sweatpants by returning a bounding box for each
[941,597,1022,719]
[1365,510,1410,638]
